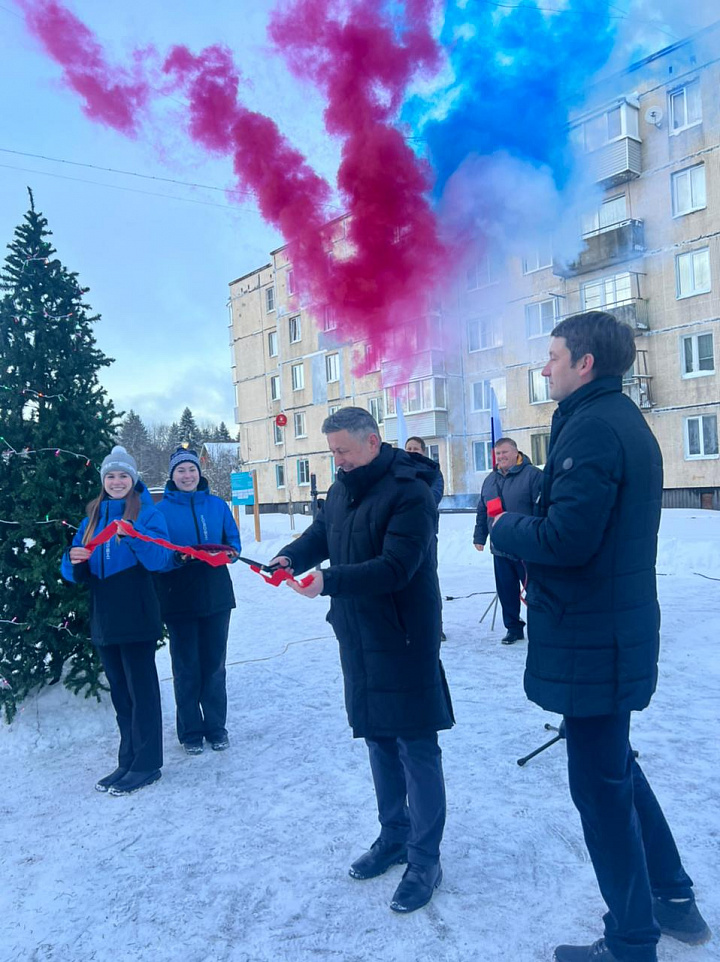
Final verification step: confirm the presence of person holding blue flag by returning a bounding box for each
[155,447,241,755]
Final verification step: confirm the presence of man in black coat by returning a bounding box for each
[491,312,710,962]
[473,438,542,643]
[270,407,453,914]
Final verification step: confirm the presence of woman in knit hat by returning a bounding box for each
[155,447,241,755]
[61,445,171,796]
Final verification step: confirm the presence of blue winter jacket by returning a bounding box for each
[60,482,171,646]
[154,478,241,620]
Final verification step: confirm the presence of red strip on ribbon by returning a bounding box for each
[249,565,315,588]
[84,521,233,567]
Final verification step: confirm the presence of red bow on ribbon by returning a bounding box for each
[84,521,234,567]
[249,565,314,588]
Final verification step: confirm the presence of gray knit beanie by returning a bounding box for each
[100,445,139,484]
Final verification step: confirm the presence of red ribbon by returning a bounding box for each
[249,565,315,588]
[84,521,233,567]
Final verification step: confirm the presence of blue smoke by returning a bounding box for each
[405,0,618,195]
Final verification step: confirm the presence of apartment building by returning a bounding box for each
[230,23,720,510]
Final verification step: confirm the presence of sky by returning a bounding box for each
[1,0,716,428]
[0,1,341,426]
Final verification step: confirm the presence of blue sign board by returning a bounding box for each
[231,471,254,506]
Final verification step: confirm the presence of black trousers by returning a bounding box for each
[365,733,446,866]
[564,713,694,962]
[493,555,526,632]
[98,641,163,772]
[167,610,231,745]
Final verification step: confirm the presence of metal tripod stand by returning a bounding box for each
[517,720,640,767]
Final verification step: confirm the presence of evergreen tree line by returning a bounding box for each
[117,407,238,494]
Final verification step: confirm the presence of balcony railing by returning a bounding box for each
[622,374,654,410]
[553,220,645,277]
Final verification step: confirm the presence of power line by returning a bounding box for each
[0,162,256,211]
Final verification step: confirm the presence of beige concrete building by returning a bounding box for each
[230,24,719,510]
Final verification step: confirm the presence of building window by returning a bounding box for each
[582,271,632,310]
[672,165,706,217]
[582,195,627,236]
[472,377,506,412]
[291,362,304,391]
[570,102,639,152]
[682,333,715,377]
[468,316,501,351]
[289,315,302,343]
[368,396,384,425]
[466,250,499,290]
[275,463,285,488]
[385,377,447,415]
[670,80,702,134]
[297,458,311,485]
[676,249,711,299]
[265,287,275,313]
[273,422,284,445]
[270,374,280,401]
[287,268,296,294]
[325,353,340,383]
[522,240,553,274]
[529,368,551,403]
[294,411,307,438]
[426,443,440,463]
[473,440,493,472]
[328,403,341,415]
[268,330,278,358]
[531,432,551,467]
[685,415,718,459]
[525,298,558,339]
[323,305,337,331]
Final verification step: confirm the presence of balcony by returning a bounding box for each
[587,137,642,188]
[609,298,649,331]
[384,410,449,442]
[622,375,654,410]
[553,220,645,278]
[381,349,446,387]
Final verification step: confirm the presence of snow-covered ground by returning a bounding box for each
[2,510,719,962]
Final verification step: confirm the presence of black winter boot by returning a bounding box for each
[349,837,408,880]
[554,939,624,962]
[653,896,712,944]
[108,769,161,796]
[95,767,128,793]
[389,862,442,913]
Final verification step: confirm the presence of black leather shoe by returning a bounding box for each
[95,767,128,793]
[183,742,204,755]
[501,630,524,644]
[349,837,408,880]
[108,769,161,796]
[653,896,712,944]
[210,736,230,751]
[554,938,622,962]
[389,862,442,913]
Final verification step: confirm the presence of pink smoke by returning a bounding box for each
[17,0,150,135]
[269,0,451,364]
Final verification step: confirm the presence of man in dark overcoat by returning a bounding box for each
[491,312,710,962]
[270,407,453,914]
[473,437,542,643]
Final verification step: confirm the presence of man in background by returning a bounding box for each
[473,438,542,644]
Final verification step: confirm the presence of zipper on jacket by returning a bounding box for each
[190,494,202,543]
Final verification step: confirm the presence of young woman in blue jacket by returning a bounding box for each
[61,446,171,796]
[155,448,241,755]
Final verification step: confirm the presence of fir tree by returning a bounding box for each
[215,421,232,442]
[178,407,200,449]
[117,410,151,478]
[0,191,117,722]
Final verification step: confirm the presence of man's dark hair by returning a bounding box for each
[405,436,426,452]
[494,437,517,449]
[551,311,636,378]
[322,406,380,438]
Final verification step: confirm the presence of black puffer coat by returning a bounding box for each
[279,443,454,739]
[473,453,542,557]
[490,377,663,718]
